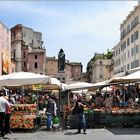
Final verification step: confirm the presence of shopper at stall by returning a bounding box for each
[73,94,86,134]
[0,92,10,138]
[46,95,57,130]
[103,94,113,108]
[94,92,103,107]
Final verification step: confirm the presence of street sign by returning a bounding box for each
[32,84,42,90]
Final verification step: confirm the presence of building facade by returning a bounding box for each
[0,21,11,75]
[46,56,58,77]
[113,5,140,74]
[87,53,112,83]
[11,24,46,74]
[69,62,82,81]
[46,57,82,83]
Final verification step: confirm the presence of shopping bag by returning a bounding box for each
[52,116,60,129]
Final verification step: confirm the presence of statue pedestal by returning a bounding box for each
[56,71,66,83]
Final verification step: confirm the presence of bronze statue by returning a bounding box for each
[58,49,65,72]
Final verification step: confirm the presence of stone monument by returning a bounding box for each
[57,49,66,83]
[58,49,65,72]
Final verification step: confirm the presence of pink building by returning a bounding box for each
[11,24,46,74]
[0,21,11,75]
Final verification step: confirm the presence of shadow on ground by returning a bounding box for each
[107,128,140,135]
[64,132,80,135]
[37,126,61,132]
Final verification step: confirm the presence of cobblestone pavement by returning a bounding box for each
[1,127,140,140]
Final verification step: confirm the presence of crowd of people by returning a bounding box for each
[89,87,140,109]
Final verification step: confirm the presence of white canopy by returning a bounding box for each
[72,89,88,94]
[101,86,113,92]
[0,72,61,89]
[63,82,94,91]
[109,70,140,84]
[92,80,109,88]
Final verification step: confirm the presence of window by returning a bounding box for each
[35,55,37,59]
[135,16,139,26]
[128,51,129,58]
[136,45,139,53]
[99,75,102,79]
[135,31,138,40]
[13,49,16,58]
[34,62,38,68]
[99,61,102,65]
[131,48,134,56]
[23,31,26,37]
[131,34,134,43]
[124,41,126,49]
[131,20,135,30]
[118,48,120,54]
[116,50,118,56]
[135,59,139,68]
[127,24,130,33]
[24,61,26,68]
[127,38,130,46]
[23,52,26,58]
[121,44,123,51]
[13,32,16,38]
[121,67,124,72]
[127,63,129,70]
[131,46,139,56]
[131,60,139,69]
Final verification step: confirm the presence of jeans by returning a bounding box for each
[46,113,53,129]
[77,113,86,133]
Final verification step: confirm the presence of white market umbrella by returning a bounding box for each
[92,80,109,88]
[63,82,93,91]
[0,72,51,87]
[109,70,140,84]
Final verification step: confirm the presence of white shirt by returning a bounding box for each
[0,96,10,112]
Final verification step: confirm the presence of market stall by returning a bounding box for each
[0,72,61,130]
[63,78,140,129]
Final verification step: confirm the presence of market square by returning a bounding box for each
[1,1,140,139]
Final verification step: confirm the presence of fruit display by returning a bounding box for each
[10,115,36,129]
[70,106,140,128]
[10,104,38,129]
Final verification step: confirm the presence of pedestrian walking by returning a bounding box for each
[0,92,10,138]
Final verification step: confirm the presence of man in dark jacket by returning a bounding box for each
[74,94,86,134]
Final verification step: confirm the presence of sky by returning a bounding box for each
[0,0,138,72]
